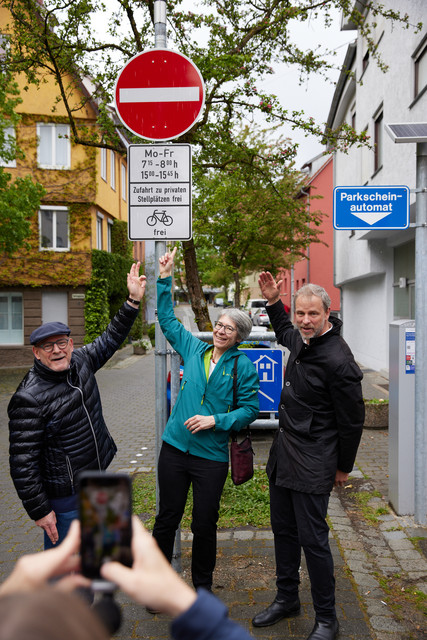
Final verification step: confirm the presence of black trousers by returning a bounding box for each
[269,479,336,623]
[152,442,229,590]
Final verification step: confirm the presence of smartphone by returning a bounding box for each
[79,471,132,590]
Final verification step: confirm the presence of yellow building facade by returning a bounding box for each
[0,5,141,366]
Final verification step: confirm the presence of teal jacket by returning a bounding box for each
[158,277,260,462]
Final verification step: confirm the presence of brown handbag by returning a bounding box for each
[230,357,255,485]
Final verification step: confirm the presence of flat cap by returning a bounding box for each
[30,322,71,345]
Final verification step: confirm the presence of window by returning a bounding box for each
[110,150,116,190]
[393,241,415,319]
[362,50,369,74]
[0,293,23,344]
[96,213,104,250]
[414,37,427,99]
[101,148,107,182]
[37,123,70,169]
[374,111,383,173]
[39,206,69,250]
[121,163,126,201]
[42,292,68,325]
[0,125,16,167]
[107,219,113,253]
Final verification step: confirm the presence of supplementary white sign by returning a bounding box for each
[128,144,192,240]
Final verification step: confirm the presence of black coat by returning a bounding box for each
[8,303,138,521]
[266,301,364,494]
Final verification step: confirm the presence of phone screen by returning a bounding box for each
[79,471,132,580]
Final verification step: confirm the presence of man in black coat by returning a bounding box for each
[252,273,364,640]
[8,263,146,549]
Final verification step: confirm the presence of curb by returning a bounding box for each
[330,471,427,639]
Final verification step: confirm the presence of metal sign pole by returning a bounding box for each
[154,0,166,49]
[414,142,427,524]
[153,0,167,482]
[152,0,182,570]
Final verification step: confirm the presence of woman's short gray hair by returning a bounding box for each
[220,308,253,342]
[294,283,331,312]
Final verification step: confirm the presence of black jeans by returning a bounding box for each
[269,479,335,622]
[152,442,229,589]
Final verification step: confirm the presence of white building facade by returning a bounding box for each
[328,0,427,373]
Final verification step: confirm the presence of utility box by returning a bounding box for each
[389,320,415,514]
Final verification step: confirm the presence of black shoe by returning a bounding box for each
[252,597,301,627]
[306,619,339,640]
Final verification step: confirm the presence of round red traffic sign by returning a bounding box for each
[114,49,205,141]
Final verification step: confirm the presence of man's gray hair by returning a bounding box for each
[294,284,331,313]
[220,308,253,342]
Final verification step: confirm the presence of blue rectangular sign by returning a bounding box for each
[333,185,409,230]
[239,349,284,412]
[405,328,415,374]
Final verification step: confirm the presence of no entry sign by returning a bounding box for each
[114,49,205,141]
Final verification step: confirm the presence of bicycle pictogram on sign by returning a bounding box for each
[146,209,173,226]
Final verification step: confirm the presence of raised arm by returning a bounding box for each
[126,262,147,309]
[159,246,177,279]
[258,271,282,305]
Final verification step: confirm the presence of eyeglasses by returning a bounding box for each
[37,338,70,353]
[214,321,236,335]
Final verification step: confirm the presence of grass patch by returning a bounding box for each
[408,536,427,554]
[132,468,271,530]
[376,574,427,618]
[349,490,389,524]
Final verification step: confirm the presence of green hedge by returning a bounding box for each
[84,249,139,343]
[111,220,133,259]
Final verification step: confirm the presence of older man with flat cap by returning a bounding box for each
[8,262,146,548]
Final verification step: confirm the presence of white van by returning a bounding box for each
[245,299,266,319]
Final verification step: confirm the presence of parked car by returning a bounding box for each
[245,298,265,319]
[252,307,270,327]
[213,297,233,307]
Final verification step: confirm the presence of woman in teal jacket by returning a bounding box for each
[152,248,259,593]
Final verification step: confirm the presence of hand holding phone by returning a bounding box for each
[79,471,132,591]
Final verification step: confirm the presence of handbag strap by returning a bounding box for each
[232,355,238,410]
[231,355,250,441]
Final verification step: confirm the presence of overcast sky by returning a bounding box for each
[258,10,355,168]
[102,2,356,166]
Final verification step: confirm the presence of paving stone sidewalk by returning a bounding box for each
[0,353,426,639]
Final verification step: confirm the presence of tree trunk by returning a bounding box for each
[182,239,212,331]
[233,271,241,307]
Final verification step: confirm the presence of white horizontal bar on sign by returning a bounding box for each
[119,87,200,103]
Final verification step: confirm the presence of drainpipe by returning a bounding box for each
[300,185,310,283]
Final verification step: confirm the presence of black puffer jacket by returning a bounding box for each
[8,302,138,521]
[266,300,364,494]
